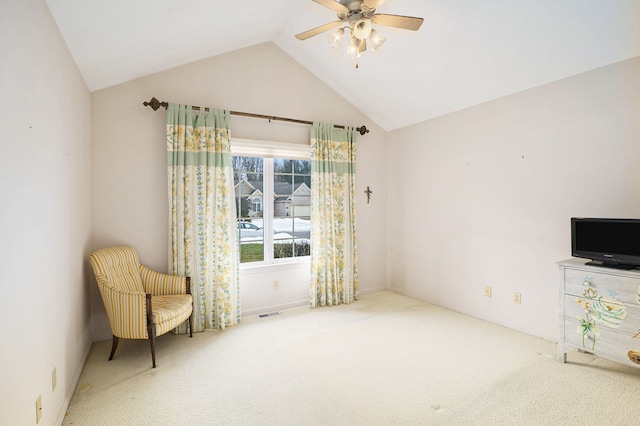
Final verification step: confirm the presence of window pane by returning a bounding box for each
[241,240,264,263]
[233,156,263,173]
[294,175,311,190]
[294,159,311,174]
[232,155,310,264]
[233,155,264,263]
[274,158,292,173]
[273,157,311,260]
[274,174,293,197]
[273,218,293,259]
[274,217,310,259]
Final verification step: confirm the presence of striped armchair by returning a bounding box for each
[89,246,193,368]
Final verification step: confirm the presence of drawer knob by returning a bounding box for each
[583,278,592,287]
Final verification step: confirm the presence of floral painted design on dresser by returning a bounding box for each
[575,277,627,350]
[576,315,598,350]
[628,285,640,364]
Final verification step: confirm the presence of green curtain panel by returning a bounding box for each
[310,122,359,308]
[166,104,240,331]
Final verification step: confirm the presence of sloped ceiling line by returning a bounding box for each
[45,0,640,131]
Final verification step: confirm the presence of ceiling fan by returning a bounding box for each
[295,0,424,65]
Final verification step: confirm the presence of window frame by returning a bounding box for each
[231,138,312,270]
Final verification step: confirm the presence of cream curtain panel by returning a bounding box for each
[310,123,359,307]
[166,104,240,331]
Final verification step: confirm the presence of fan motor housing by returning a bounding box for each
[339,0,364,11]
[337,0,375,20]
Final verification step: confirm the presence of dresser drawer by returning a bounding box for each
[563,268,640,304]
[564,317,640,368]
[564,294,640,337]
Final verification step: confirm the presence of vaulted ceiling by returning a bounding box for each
[45,0,640,131]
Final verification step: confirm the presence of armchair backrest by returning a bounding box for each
[89,246,145,293]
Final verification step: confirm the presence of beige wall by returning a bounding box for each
[0,1,92,425]
[90,42,388,339]
[387,56,640,340]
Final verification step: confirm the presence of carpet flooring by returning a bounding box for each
[63,291,640,425]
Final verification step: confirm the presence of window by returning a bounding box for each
[233,155,311,264]
[252,198,261,213]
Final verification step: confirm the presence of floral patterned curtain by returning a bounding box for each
[310,123,359,307]
[166,104,240,331]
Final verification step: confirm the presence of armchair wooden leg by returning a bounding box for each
[186,277,193,338]
[145,293,157,368]
[108,335,119,361]
[148,324,157,368]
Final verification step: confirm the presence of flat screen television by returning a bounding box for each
[571,217,640,270]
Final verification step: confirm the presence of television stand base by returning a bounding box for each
[585,260,637,270]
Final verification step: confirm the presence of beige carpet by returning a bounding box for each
[63,291,640,425]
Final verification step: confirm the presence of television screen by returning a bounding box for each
[571,218,640,269]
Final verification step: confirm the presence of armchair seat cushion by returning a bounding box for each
[153,294,194,336]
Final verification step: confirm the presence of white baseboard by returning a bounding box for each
[242,299,309,316]
[55,340,92,426]
[240,286,387,317]
[387,285,557,343]
[359,285,387,295]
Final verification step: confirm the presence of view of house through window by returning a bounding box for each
[233,155,311,264]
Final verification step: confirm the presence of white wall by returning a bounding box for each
[0,1,92,425]
[387,57,640,341]
[90,42,387,339]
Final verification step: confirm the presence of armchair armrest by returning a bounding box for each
[139,264,189,296]
[94,274,149,339]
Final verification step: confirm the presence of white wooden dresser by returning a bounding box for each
[559,258,640,368]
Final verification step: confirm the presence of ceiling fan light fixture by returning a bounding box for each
[346,36,361,59]
[352,18,373,40]
[296,0,424,67]
[327,27,345,49]
[369,28,386,51]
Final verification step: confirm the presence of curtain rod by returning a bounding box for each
[143,97,369,136]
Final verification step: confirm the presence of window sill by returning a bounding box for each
[240,258,310,275]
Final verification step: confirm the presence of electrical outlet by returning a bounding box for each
[513,292,521,304]
[52,367,57,391]
[484,286,492,297]
[35,395,42,424]
[273,280,279,289]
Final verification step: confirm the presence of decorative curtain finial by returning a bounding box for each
[143,97,168,111]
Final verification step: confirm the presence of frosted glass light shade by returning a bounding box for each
[346,36,360,58]
[369,29,387,50]
[352,19,372,40]
[327,28,345,50]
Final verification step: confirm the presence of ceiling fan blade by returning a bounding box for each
[372,14,424,31]
[295,21,343,40]
[312,0,349,13]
